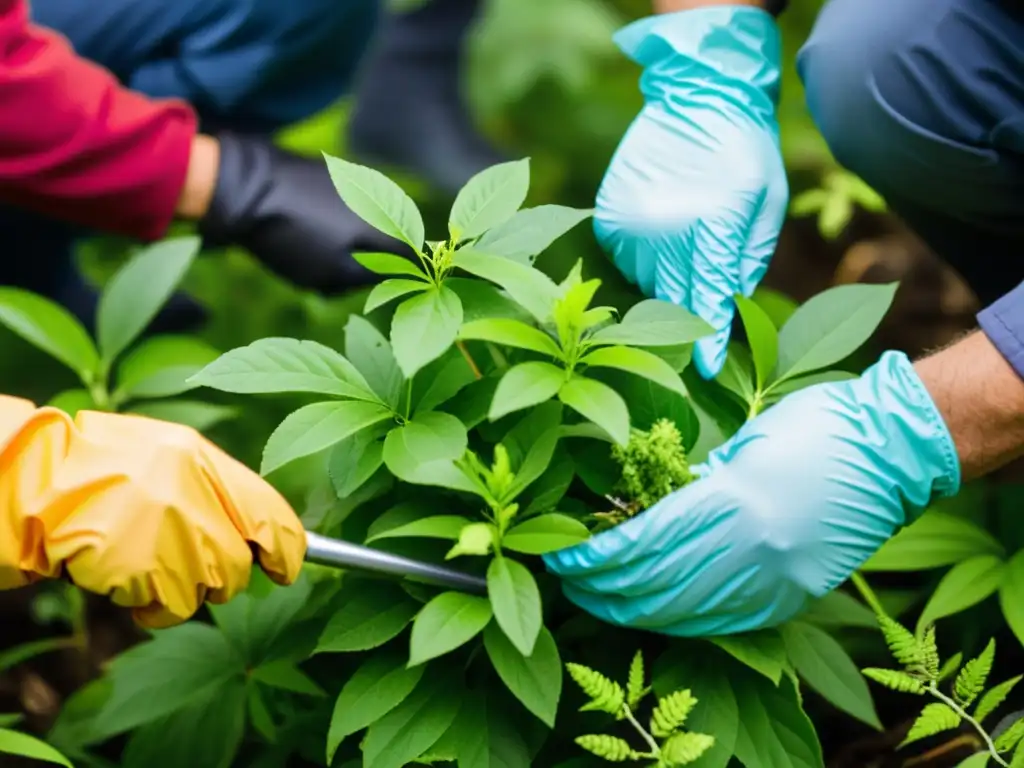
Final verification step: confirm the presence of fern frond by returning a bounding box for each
[938,652,963,683]
[878,614,923,667]
[567,663,625,715]
[575,735,636,761]
[661,732,715,765]
[995,716,1024,753]
[650,690,698,738]
[974,676,1022,724]
[899,703,961,748]
[920,625,940,680]
[626,651,648,710]
[862,668,927,694]
[1012,740,1024,768]
[955,639,996,707]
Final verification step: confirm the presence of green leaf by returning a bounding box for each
[354,251,428,279]
[487,558,541,656]
[627,652,647,710]
[490,362,565,420]
[115,335,220,400]
[473,204,592,263]
[120,679,246,768]
[47,389,95,417]
[710,630,787,685]
[366,515,471,543]
[955,639,995,707]
[523,450,575,515]
[652,649,739,768]
[453,249,559,323]
[246,684,275,743]
[0,729,73,766]
[996,717,1024,754]
[447,522,497,559]
[362,670,462,768]
[207,570,312,665]
[958,753,993,768]
[580,345,686,396]
[900,703,961,748]
[414,352,477,414]
[328,427,387,499]
[94,623,244,737]
[775,282,898,381]
[250,660,323,696]
[781,622,882,730]
[458,318,562,357]
[974,675,1021,724]
[558,375,630,446]
[451,691,531,768]
[327,650,424,761]
[731,671,824,768]
[916,555,1006,632]
[863,511,1004,571]
[383,411,469,483]
[506,433,560,501]
[590,299,713,347]
[189,337,377,401]
[764,370,857,401]
[409,592,493,665]
[798,591,878,629]
[262,400,393,475]
[316,582,419,653]
[1000,551,1024,648]
[128,400,236,432]
[502,514,590,554]
[0,288,98,382]
[325,154,425,249]
[861,668,927,694]
[96,237,200,362]
[346,315,405,408]
[446,277,533,324]
[734,294,779,390]
[391,286,464,377]
[715,342,756,406]
[449,159,531,241]
[366,279,431,313]
[483,624,560,727]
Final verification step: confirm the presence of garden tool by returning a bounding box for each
[304,531,487,595]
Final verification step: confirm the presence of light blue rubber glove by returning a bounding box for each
[595,7,788,378]
[544,352,961,636]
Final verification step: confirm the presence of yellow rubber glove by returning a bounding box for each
[0,395,305,628]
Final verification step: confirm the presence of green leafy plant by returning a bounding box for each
[790,168,887,239]
[0,237,232,431]
[25,157,904,768]
[862,611,1024,766]
[567,651,714,766]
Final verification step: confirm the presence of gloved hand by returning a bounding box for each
[544,352,961,636]
[595,7,788,378]
[0,396,305,628]
[200,132,411,294]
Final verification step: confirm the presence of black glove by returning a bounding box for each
[199,132,411,294]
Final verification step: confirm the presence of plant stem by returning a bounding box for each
[457,341,482,380]
[850,572,886,616]
[621,703,660,757]
[928,684,1008,766]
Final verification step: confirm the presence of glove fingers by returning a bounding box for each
[200,442,306,587]
[655,223,744,379]
[739,166,788,293]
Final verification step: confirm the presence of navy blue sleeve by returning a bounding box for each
[978,282,1024,379]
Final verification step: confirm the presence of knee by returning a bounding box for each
[796,0,1022,213]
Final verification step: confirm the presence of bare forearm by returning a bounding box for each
[653,0,768,12]
[915,331,1024,481]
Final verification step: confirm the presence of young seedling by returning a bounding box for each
[862,612,1024,766]
[568,651,714,766]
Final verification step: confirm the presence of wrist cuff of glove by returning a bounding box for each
[866,351,962,515]
[197,131,263,250]
[614,7,782,109]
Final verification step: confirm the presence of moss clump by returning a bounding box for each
[610,418,693,513]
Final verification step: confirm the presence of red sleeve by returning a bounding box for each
[0,0,198,240]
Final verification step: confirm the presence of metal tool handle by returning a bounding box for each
[305,531,487,595]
